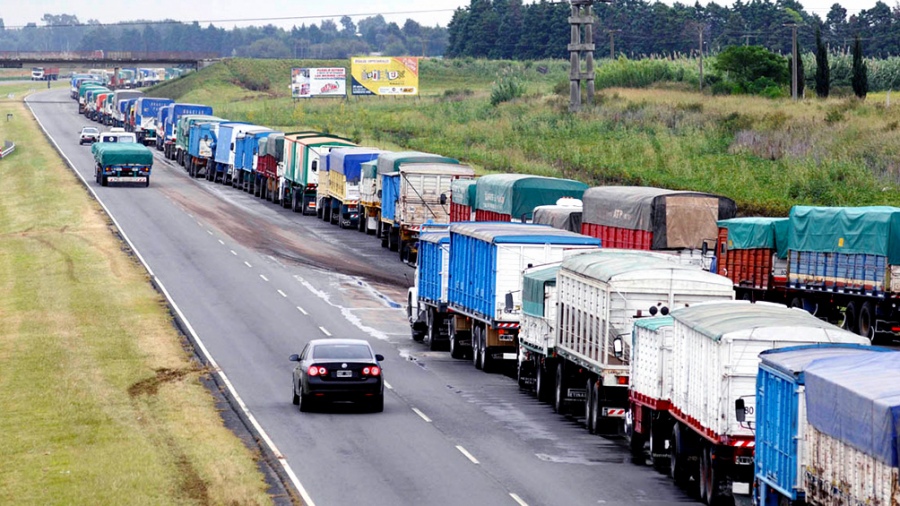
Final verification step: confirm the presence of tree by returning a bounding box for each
[851,34,868,98]
[713,45,789,94]
[340,16,356,37]
[815,25,830,97]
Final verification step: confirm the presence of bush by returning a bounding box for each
[490,73,526,106]
[713,46,789,96]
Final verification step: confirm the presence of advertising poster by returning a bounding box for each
[350,57,419,96]
[291,67,347,99]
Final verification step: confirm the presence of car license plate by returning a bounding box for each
[336,370,353,378]
[108,177,147,183]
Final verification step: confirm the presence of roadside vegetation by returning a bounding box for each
[150,57,900,216]
[0,91,272,504]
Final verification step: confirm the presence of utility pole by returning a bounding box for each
[608,29,621,60]
[698,27,704,91]
[744,34,751,45]
[784,22,799,100]
[568,0,595,112]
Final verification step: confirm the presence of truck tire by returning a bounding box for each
[389,229,400,252]
[480,341,494,373]
[291,193,300,213]
[554,362,567,414]
[358,209,367,233]
[535,359,553,403]
[843,301,859,333]
[858,301,875,341]
[472,326,483,370]
[649,417,669,471]
[586,379,597,434]
[144,176,150,187]
[427,310,443,351]
[670,424,689,487]
[101,175,108,187]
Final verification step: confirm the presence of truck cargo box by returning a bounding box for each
[755,344,883,503]
[257,132,284,180]
[417,230,451,305]
[581,186,736,251]
[803,351,900,505]
[532,200,583,233]
[520,263,561,354]
[283,135,355,187]
[360,160,380,207]
[630,316,675,408]
[92,143,154,167]
[212,122,251,167]
[165,104,214,140]
[450,179,477,222]
[787,206,900,295]
[716,217,788,290]
[558,251,734,374]
[669,302,869,442]
[326,147,382,202]
[447,223,600,324]
[381,163,475,227]
[134,97,173,131]
[474,174,588,222]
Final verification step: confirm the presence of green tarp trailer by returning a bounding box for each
[474,174,588,222]
[788,206,900,262]
[522,264,559,318]
[718,217,789,259]
[92,143,154,167]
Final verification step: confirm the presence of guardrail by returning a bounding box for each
[0,140,16,159]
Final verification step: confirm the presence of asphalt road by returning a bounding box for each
[27,88,703,506]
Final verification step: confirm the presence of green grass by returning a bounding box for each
[148,58,900,216]
[0,93,272,505]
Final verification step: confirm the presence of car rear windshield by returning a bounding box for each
[83,128,98,134]
[312,344,372,360]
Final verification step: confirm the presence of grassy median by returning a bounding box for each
[0,89,273,504]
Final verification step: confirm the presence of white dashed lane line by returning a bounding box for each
[296,306,308,315]
[244,261,252,268]
[277,290,287,298]
[456,446,479,464]
[412,408,432,423]
[319,327,332,337]
[207,230,213,235]
[260,274,269,282]
[218,239,225,245]
[509,493,529,506]
[384,381,393,390]
[230,250,237,256]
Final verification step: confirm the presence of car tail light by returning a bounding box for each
[362,366,380,377]
[308,366,327,376]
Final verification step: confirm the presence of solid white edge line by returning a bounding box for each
[260,274,269,282]
[319,327,331,337]
[24,96,317,506]
[509,493,529,506]
[456,445,479,464]
[411,407,432,423]
[277,290,287,298]
[244,261,252,268]
[296,306,308,315]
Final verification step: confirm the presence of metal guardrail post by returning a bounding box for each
[0,140,16,159]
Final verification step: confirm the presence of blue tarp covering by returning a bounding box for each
[381,174,400,222]
[804,352,900,466]
[328,147,382,182]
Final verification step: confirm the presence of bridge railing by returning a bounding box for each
[0,51,219,61]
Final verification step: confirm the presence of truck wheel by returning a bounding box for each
[858,302,875,341]
[427,311,443,351]
[449,331,467,360]
[472,327,483,370]
[843,301,859,333]
[144,176,150,188]
[481,342,493,373]
[670,424,689,486]
[291,193,300,213]
[586,379,596,434]
[535,359,552,403]
[389,229,400,252]
[358,209,367,233]
[649,418,669,471]
[554,362,566,414]
[101,175,108,187]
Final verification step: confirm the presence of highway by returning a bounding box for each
[27,88,701,506]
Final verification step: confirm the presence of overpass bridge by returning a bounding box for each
[0,51,220,69]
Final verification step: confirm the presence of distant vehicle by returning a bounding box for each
[99,130,137,144]
[289,339,385,413]
[79,126,100,145]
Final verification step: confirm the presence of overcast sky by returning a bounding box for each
[1,0,891,30]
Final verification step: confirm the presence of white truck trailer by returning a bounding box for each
[631,301,870,505]
[547,250,735,435]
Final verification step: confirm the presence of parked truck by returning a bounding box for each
[546,251,735,435]
[255,132,285,201]
[91,142,153,187]
[377,152,473,263]
[175,114,222,167]
[231,127,273,192]
[473,174,588,222]
[444,222,601,371]
[628,301,869,505]
[210,122,253,185]
[580,186,737,269]
[715,217,789,301]
[186,120,225,178]
[321,148,383,229]
[111,90,143,128]
[162,103,213,160]
[532,198,584,233]
[753,344,897,506]
[280,134,356,215]
[449,179,477,223]
[518,263,561,386]
[31,66,60,81]
[132,97,173,145]
[406,226,452,351]
[78,84,107,114]
[360,160,381,233]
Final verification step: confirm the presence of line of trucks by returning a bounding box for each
[69,80,900,505]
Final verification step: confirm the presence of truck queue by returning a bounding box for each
[71,77,900,506]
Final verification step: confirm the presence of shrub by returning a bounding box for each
[490,73,526,106]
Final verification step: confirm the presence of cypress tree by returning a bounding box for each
[851,34,868,99]
[814,25,830,98]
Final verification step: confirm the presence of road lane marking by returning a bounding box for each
[456,445,479,464]
[23,98,318,506]
[207,230,213,235]
[509,493,529,506]
[218,239,225,245]
[319,327,331,337]
[384,381,393,390]
[412,408,432,423]
[260,274,269,282]
[197,221,203,227]
[244,261,252,268]
[296,306,308,315]
[277,290,287,297]
[231,250,237,256]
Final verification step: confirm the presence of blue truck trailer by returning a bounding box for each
[322,148,383,228]
[163,104,214,161]
[133,97,173,146]
[443,222,601,371]
[155,105,172,151]
[211,122,251,184]
[232,127,274,192]
[406,226,451,351]
[187,120,225,178]
[755,345,899,506]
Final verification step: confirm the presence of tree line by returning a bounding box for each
[0,14,449,59]
[446,0,900,60]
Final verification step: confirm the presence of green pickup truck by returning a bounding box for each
[91,142,154,187]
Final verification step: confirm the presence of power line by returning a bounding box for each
[2,8,457,30]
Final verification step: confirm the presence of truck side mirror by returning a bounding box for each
[377,190,382,199]
[505,292,514,312]
[440,193,447,205]
[735,399,746,423]
[613,336,624,359]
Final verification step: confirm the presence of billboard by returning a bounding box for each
[350,57,419,96]
[291,67,347,99]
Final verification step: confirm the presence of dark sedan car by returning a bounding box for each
[290,339,385,412]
